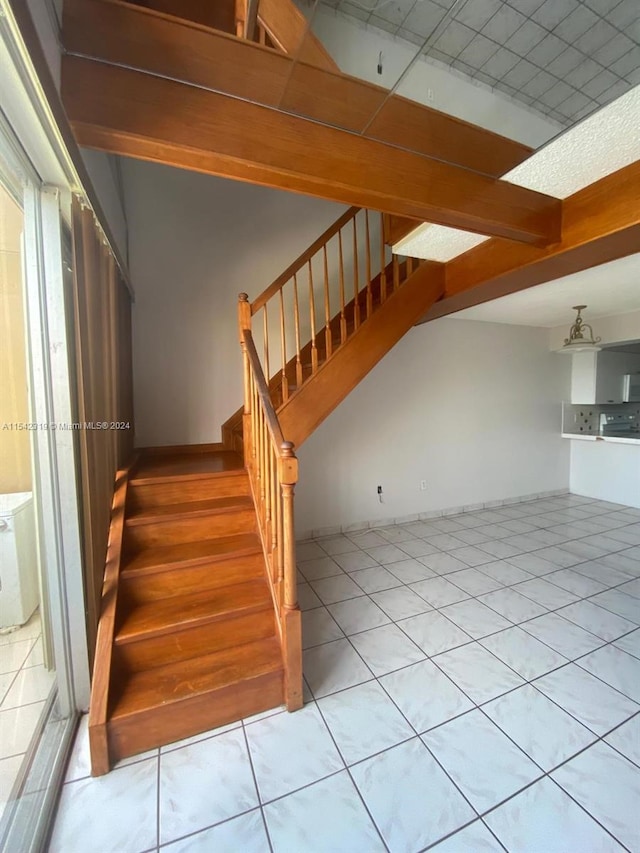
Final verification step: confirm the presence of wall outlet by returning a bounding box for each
[420,480,428,491]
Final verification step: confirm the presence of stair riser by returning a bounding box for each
[115,609,276,671]
[107,670,284,761]
[128,474,250,509]
[125,509,256,550]
[120,553,265,602]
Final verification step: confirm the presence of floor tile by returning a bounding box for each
[521,612,604,659]
[479,588,547,622]
[302,608,345,649]
[481,627,567,680]
[316,535,359,556]
[370,586,432,620]
[317,681,413,764]
[332,550,378,572]
[327,597,390,636]
[453,527,493,545]
[0,754,22,823]
[297,542,330,561]
[64,715,91,782]
[514,577,579,609]
[310,575,365,604]
[423,709,540,812]
[0,640,36,674]
[162,809,270,852]
[590,589,640,624]
[558,600,637,641]
[385,558,436,583]
[375,525,416,544]
[303,639,373,698]
[613,628,640,659]
[477,539,522,559]
[430,518,466,533]
[397,539,440,559]
[349,624,425,676]
[433,643,524,704]
[380,659,473,733]
[263,770,386,853]
[620,578,640,599]
[24,637,43,668]
[348,566,401,593]
[533,664,640,735]
[161,721,242,753]
[0,702,45,759]
[1,666,55,710]
[440,600,512,639]
[364,544,408,565]
[159,729,257,844]
[298,583,322,611]
[245,703,343,801]
[552,742,640,851]
[600,552,640,575]
[505,553,558,576]
[351,737,475,853]
[50,758,158,853]
[479,560,533,586]
[409,577,470,608]
[578,645,640,703]
[546,568,608,597]
[447,568,503,596]
[419,552,470,575]
[298,556,344,581]
[604,715,640,766]
[398,611,472,657]
[430,820,505,852]
[485,777,624,853]
[484,684,596,770]
[448,546,495,568]
[424,533,468,552]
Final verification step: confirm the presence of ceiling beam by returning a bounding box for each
[63,0,533,179]
[257,0,339,71]
[419,162,640,323]
[61,56,559,244]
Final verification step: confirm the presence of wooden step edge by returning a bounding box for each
[126,497,254,526]
[129,467,247,487]
[115,587,273,645]
[88,454,138,777]
[121,541,263,579]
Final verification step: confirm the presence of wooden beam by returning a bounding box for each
[420,162,640,322]
[63,0,532,178]
[62,56,560,244]
[257,0,339,71]
[128,0,236,34]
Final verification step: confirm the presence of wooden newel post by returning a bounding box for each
[239,294,252,468]
[279,441,298,611]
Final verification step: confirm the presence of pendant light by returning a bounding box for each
[558,305,602,353]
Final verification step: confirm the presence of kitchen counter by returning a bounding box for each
[562,433,640,444]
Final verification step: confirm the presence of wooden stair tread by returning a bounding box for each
[122,532,261,575]
[110,637,283,719]
[127,495,254,524]
[131,450,244,484]
[116,580,272,642]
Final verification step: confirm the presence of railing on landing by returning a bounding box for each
[238,296,302,711]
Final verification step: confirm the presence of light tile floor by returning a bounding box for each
[0,610,54,823]
[50,495,640,852]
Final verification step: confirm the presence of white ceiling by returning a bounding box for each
[453,253,640,327]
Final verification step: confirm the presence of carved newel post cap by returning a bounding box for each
[239,292,249,302]
[280,441,295,456]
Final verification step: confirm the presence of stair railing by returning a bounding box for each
[248,207,415,407]
[238,294,302,711]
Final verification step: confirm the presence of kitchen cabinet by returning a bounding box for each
[595,351,640,404]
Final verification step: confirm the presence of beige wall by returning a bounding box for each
[0,184,31,493]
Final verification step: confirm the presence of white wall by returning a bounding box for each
[312,6,560,147]
[122,159,345,447]
[295,318,571,536]
[570,442,640,509]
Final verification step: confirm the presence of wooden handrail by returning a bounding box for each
[251,206,359,314]
[243,329,286,450]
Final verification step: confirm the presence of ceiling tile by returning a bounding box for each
[506,57,540,88]
[607,0,640,32]
[432,19,477,57]
[526,33,567,66]
[370,0,416,27]
[581,67,619,98]
[505,19,548,54]
[504,0,546,15]
[454,0,503,31]
[574,19,620,55]
[338,1,370,22]
[581,0,626,14]
[397,26,425,46]
[596,78,632,104]
[522,68,556,98]
[564,56,605,88]
[474,69,498,86]
[531,0,579,32]
[553,5,600,42]
[401,0,445,38]
[593,32,636,66]
[494,79,518,96]
[481,5,528,43]
[555,89,592,117]
[545,45,585,78]
[368,13,400,33]
[451,57,477,76]
[610,46,640,80]
[538,79,574,107]
[481,45,521,77]
[456,33,500,68]
[628,66,640,85]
